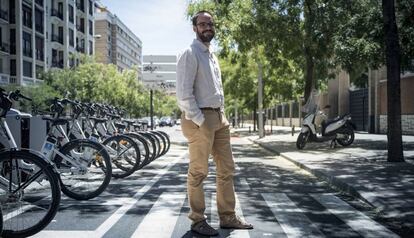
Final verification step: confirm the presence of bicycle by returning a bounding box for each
[40,98,112,200]
[0,88,61,237]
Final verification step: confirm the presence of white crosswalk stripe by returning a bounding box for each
[262,193,325,238]
[311,193,399,238]
[130,192,186,238]
[211,192,250,238]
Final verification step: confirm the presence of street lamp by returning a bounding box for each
[143,62,158,130]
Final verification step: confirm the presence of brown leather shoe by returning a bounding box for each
[191,220,219,236]
[220,215,254,229]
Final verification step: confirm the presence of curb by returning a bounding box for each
[170,141,188,146]
[249,138,376,208]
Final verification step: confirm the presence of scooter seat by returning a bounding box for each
[323,114,349,126]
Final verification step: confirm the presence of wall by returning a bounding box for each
[378,74,414,135]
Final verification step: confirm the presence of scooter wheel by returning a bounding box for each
[337,128,354,146]
[296,132,309,149]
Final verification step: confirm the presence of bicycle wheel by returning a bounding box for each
[125,133,150,170]
[0,150,61,238]
[103,135,140,178]
[145,132,161,160]
[55,139,112,200]
[137,132,157,165]
[150,131,167,157]
[156,131,170,156]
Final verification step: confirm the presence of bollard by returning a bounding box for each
[249,126,251,133]
[292,125,295,136]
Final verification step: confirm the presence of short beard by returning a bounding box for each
[197,30,214,43]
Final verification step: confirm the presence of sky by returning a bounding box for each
[99,0,196,56]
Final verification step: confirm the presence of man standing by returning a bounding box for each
[176,10,253,236]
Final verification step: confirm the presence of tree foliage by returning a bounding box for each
[187,0,414,103]
[3,61,179,118]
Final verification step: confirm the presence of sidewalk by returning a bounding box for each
[239,125,414,233]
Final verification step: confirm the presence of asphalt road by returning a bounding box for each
[31,126,400,238]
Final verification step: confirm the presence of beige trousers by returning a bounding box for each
[181,110,236,223]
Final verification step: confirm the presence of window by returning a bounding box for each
[22,6,32,28]
[23,32,32,57]
[10,29,15,54]
[58,2,63,17]
[9,0,15,24]
[69,28,74,46]
[35,36,44,61]
[89,40,93,55]
[36,65,44,79]
[23,61,32,77]
[35,8,43,33]
[107,21,111,29]
[10,59,16,76]
[89,0,93,15]
[58,27,63,43]
[89,20,93,35]
[107,35,111,42]
[69,5,74,23]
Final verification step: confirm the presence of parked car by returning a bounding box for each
[141,117,157,129]
[160,116,175,127]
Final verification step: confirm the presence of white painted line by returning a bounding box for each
[95,154,185,237]
[211,192,250,238]
[311,193,399,238]
[32,231,97,238]
[130,192,186,238]
[3,194,53,221]
[239,177,251,190]
[262,193,324,238]
[3,204,36,221]
[33,151,187,238]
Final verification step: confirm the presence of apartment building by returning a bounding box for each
[0,0,95,85]
[94,4,142,78]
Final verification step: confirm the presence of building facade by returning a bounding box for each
[94,4,142,78]
[0,0,95,85]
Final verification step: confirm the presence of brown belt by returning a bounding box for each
[200,107,221,111]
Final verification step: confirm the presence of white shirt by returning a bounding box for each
[176,39,224,126]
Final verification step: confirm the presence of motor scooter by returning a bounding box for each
[296,104,356,149]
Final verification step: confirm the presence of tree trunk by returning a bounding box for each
[382,0,404,162]
[303,0,316,102]
[304,49,315,102]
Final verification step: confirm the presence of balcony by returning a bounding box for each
[0,42,10,54]
[23,19,33,29]
[51,34,64,44]
[51,9,63,20]
[35,23,44,33]
[76,45,85,53]
[76,2,85,12]
[9,77,17,84]
[35,0,44,7]
[23,48,32,57]
[51,59,64,68]
[0,9,8,22]
[76,24,85,33]
[23,0,33,6]
[36,49,44,61]
[0,74,9,84]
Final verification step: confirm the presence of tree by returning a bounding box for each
[187,0,304,110]
[382,0,404,162]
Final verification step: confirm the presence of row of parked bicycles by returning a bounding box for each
[0,88,171,237]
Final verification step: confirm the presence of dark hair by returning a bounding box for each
[192,10,214,26]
